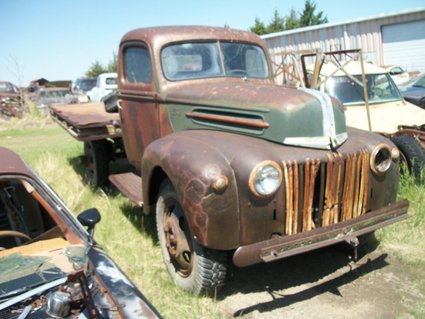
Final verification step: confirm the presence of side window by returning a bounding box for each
[124,46,152,84]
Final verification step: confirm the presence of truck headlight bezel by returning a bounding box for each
[370,143,392,175]
[249,160,282,197]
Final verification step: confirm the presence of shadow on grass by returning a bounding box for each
[230,251,388,317]
[68,156,86,182]
[118,201,158,243]
[217,238,383,315]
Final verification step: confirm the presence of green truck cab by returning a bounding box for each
[51,26,409,295]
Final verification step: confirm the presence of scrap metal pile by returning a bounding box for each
[0,81,24,120]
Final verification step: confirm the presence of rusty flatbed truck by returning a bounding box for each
[50,26,409,295]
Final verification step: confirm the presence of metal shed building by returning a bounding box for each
[262,7,425,73]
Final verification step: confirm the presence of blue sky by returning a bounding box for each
[1,0,424,86]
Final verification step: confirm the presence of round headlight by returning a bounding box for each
[249,161,282,197]
[370,144,392,174]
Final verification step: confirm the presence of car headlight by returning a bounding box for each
[249,161,282,197]
[370,144,392,175]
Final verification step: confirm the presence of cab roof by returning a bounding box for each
[120,26,268,50]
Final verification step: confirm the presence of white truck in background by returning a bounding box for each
[87,72,118,102]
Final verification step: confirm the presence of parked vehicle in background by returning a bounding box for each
[400,73,425,109]
[300,56,425,181]
[0,147,161,318]
[382,65,410,87]
[306,61,425,133]
[73,77,97,93]
[87,73,117,102]
[0,81,22,119]
[50,26,409,295]
[34,88,81,115]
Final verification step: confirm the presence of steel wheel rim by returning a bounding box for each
[162,201,193,277]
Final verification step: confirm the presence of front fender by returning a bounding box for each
[141,131,240,250]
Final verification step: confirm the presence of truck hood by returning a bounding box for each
[161,81,347,150]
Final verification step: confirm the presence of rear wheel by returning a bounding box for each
[156,180,227,295]
[391,135,425,182]
[84,140,110,187]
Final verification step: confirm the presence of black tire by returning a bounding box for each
[391,135,425,183]
[84,140,110,187]
[156,181,227,295]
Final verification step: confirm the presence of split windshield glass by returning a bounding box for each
[161,41,269,81]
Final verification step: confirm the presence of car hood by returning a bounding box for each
[0,239,81,310]
[401,86,425,99]
[0,240,160,318]
[160,80,347,150]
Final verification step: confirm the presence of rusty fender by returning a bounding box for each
[141,132,240,250]
[233,199,409,267]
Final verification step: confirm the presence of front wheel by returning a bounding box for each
[156,181,227,295]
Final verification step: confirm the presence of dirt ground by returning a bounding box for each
[216,241,424,318]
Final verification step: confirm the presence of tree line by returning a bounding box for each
[85,53,117,78]
[250,0,328,35]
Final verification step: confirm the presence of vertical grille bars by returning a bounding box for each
[282,150,369,235]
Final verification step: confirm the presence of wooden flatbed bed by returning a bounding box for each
[49,103,121,141]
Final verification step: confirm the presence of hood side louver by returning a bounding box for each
[186,108,269,135]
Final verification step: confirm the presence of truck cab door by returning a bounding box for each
[118,43,158,170]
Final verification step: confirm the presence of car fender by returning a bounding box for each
[141,131,240,250]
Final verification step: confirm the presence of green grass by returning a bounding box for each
[1,116,424,318]
[376,171,425,317]
[378,173,425,257]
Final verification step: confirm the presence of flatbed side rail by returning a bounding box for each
[49,103,121,142]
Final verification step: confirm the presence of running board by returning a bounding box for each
[109,173,143,207]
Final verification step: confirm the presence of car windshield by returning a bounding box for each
[324,73,402,105]
[161,41,269,81]
[79,79,96,91]
[412,75,425,88]
[39,90,68,98]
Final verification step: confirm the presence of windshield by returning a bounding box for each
[79,78,96,92]
[413,75,425,88]
[324,73,402,105]
[161,41,269,81]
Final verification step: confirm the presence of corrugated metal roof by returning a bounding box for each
[261,7,425,40]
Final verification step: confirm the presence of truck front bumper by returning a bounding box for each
[232,199,409,267]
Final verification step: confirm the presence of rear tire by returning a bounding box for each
[84,140,110,187]
[156,180,227,295]
[391,135,425,183]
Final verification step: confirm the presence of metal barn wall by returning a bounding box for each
[262,8,425,71]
